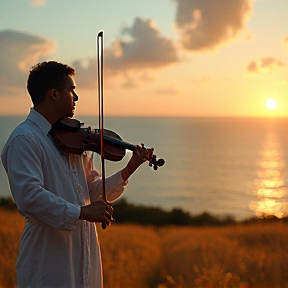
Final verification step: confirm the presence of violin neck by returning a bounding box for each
[104,134,136,152]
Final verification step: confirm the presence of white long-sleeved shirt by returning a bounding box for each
[1,108,127,288]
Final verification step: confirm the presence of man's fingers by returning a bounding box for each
[102,202,114,224]
[80,200,114,223]
[104,207,113,220]
[107,203,114,213]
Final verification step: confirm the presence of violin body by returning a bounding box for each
[49,118,165,169]
[50,118,132,161]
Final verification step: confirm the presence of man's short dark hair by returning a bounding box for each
[27,61,75,105]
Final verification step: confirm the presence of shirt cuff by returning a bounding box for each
[65,203,81,230]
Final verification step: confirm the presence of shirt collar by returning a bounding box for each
[27,108,52,135]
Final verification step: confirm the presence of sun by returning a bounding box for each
[266,98,278,110]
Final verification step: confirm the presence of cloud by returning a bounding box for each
[73,18,179,89]
[246,57,285,74]
[30,0,47,6]
[153,87,177,95]
[174,0,254,51]
[120,71,156,89]
[0,29,56,96]
[72,58,97,89]
[106,18,179,69]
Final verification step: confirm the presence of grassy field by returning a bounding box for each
[0,209,23,288]
[1,208,288,288]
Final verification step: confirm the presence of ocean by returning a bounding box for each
[1,115,288,220]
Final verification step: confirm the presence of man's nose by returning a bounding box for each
[73,92,79,101]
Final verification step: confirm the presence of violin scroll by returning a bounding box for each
[136,144,165,171]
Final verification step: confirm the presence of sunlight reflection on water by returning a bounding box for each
[250,131,288,218]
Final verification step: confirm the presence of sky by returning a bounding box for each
[0,0,288,117]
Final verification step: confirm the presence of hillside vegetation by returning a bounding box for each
[2,196,284,226]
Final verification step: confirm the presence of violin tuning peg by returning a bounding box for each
[153,165,158,171]
[157,158,165,167]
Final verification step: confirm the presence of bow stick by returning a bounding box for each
[97,31,110,229]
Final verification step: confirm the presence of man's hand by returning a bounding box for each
[121,144,154,181]
[79,200,113,226]
[132,144,154,166]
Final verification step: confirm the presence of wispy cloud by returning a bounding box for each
[153,87,177,95]
[246,57,285,74]
[30,0,47,6]
[0,29,56,96]
[174,0,254,51]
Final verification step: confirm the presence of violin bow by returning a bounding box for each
[97,31,109,229]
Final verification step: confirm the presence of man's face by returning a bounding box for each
[56,75,78,118]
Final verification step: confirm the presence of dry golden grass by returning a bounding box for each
[0,209,24,288]
[1,209,288,288]
[158,224,288,288]
[98,224,162,288]
[99,223,288,288]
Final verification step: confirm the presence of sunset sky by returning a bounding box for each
[0,0,288,117]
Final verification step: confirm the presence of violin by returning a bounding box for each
[49,117,165,170]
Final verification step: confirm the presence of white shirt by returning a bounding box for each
[1,109,127,288]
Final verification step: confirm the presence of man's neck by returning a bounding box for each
[33,106,59,125]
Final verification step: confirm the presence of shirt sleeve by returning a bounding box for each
[4,135,80,231]
[89,170,128,203]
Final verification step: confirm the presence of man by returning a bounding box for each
[1,61,151,288]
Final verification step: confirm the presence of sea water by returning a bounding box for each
[1,115,288,220]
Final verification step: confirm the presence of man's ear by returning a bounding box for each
[49,89,58,101]
[52,89,57,98]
